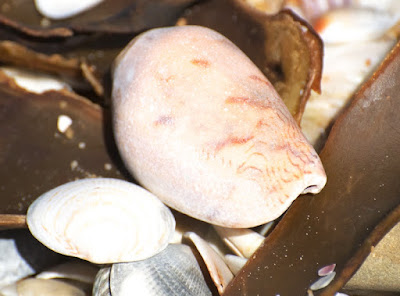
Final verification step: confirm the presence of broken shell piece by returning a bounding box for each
[36,261,99,284]
[213,226,264,258]
[27,178,175,264]
[93,267,111,296]
[224,254,247,275]
[16,278,86,296]
[318,263,336,276]
[0,229,64,289]
[112,25,327,228]
[183,232,234,294]
[1,67,71,94]
[110,244,212,296]
[310,271,336,291]
[34,0,104,20]
[314,8,397,44]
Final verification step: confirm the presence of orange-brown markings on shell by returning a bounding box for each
[235,152,270,193]
[154,115,175,126]
[191,58,211,68]
[249,75,271,87]
[214,135,255,153]
[313,16,329,34]
[225,96,272,110]
[256,119,271,129]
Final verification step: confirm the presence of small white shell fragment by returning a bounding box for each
[310,271,336,291]
[256,221,275,236]
[112,25,327,228]
[17,278,85,296]
[27,178,176,264]
[318,263,336,276]
[213,226,264,258]
[34,0,104,20]
[36,261,99,284]
[1,67,70,94]
[57,115,73,133]
[183,232,233,294]
[314,8,397,44]
[224,254,247,275]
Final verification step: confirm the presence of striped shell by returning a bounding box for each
[27,178,175,264]
[110,244,212,296]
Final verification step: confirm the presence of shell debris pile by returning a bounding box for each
[4,0,398,295]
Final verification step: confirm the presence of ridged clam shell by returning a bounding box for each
[27,178,175,264]
[110,244,212,296]
[112,25,327,228]
[93,266,111,296]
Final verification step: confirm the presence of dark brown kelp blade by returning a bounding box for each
[0,30,133,98]
[179,0,323,123]
[224,41,400,295]
[0,0,197,36]
[0,71,127,216]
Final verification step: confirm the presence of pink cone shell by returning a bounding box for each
[112,25,327,228]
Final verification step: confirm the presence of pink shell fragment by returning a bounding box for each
[317,263,336,276]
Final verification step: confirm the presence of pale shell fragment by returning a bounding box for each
[318,263,336,276]
[314,8,397,44]
[183,232,233,294]
[213,226,264,258]
[110,244,212,296]
[1,67,70,94]
[34,0,104,20]
[310,271,336,291]
[36,261,99,284]
[27,178,175,264]
[112,25,327,228]
[17,278,85,296]
[224,254,247,275]
[93,267,111,296]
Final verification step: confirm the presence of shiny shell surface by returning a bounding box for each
[112,25,327,228]
[27,178,175,264]
[110,244,212,296]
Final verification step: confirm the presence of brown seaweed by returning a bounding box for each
[0,0,196,36]
[0,71,127,215]
[224,41,400,295]
[178,0,323,123]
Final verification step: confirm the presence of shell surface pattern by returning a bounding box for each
[112,25,327,228]
[27,178,175,264]
[110,244,212,296]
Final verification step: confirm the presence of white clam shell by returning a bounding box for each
[34,0,104,20]
[27,178,175,264]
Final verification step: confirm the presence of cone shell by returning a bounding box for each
[112,25,327,228]
[27,178,175,264]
